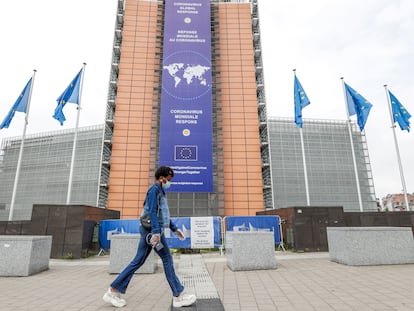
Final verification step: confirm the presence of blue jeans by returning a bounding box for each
[110,226,184,297]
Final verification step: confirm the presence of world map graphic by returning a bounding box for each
[163,63,211,88]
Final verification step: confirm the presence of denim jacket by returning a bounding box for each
[142,182,177,234]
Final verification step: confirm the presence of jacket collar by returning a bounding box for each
[154,181,165,195]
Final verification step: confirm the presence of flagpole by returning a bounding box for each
[299,127,310,206]
[384,85,410,211]
[293,69,310,206]
[8,70,36,221]
[66,63,86,205]
[341,77,364,212]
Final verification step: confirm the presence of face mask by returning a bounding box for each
[162,181,171,189]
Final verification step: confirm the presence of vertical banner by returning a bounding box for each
[159,0,213,192]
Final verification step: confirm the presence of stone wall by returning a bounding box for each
[0,205,120,258]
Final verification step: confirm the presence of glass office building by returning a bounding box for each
[0,117,378,220]
[0,0,378,220]
[0,125,104,220]
[268,117,377,212]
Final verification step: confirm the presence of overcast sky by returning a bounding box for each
[0,0,413,201]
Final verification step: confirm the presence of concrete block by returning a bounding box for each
[109,234,157,274]
[225,231,276,271]
[0,235,52,276]
[327,227,414,266]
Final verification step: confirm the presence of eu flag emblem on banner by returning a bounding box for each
[389,90,411,132]
[0,77,33,129]
[175,145,198,161]
[294,75,310,128]
[344,83,372,131]
[53,67,83,125]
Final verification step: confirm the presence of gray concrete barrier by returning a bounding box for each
[327,227,414,266]
[0,235,52,276]
[225,231,276,271]
[109,234,157,274]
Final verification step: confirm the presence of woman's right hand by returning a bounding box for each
[150,233,161,246]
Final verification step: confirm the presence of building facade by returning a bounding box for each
[0,125,104,220]
[268,117,377,212]
[382,193,414,211]
[0,0,379,220]
[0,116,379,220]
[102,0,272,218]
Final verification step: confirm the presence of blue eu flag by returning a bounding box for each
[0,77,33,129]
[53,68,83,125]
[389,90,411,132]
[294,75,310,128]
[344,83,372,131]
[175,145,198,161]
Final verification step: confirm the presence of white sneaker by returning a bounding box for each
[172,292,196,308]
[103,288,127,308]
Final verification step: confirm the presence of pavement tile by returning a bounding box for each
[0,251,413,310]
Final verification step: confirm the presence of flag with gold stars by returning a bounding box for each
[344,83,372,131]
[53,67,83,125]
[294,75,310,128]
[388,90,411,132]
[0,77,33,129]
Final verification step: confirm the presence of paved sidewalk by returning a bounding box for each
[0,251,413,310]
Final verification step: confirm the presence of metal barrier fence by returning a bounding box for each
[222,215,284,251]
[99,216,221,251]
[99,215,284,254]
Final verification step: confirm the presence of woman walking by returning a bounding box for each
[103,166,196,308]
